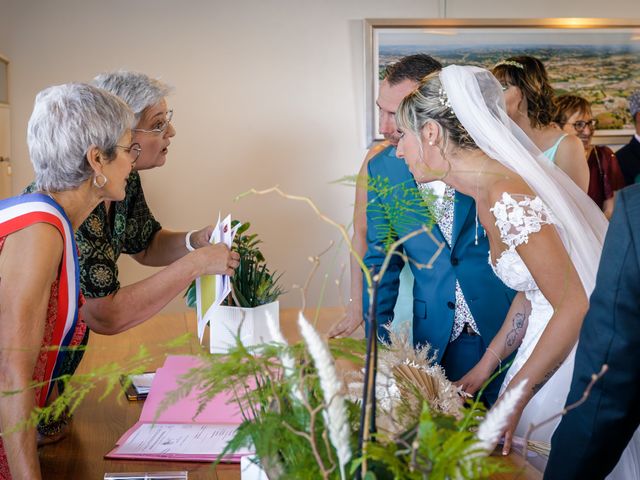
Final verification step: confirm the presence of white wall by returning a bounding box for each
[2,0,638,312]
[0,0,9,55]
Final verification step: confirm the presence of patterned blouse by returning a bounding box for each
[25,172,162,298]
[75,172,162,297]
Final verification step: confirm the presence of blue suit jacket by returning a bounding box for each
[545,184,640,480]
[363,146,514,362]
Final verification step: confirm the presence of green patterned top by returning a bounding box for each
[24,172,162,298]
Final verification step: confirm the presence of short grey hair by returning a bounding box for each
[28,83,134,192]
[92,71,173,122]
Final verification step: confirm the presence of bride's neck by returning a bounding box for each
[445,150,506,204]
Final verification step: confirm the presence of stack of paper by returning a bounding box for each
[195,214,240,342]
[106,355,252,462]
[130,373,155,395]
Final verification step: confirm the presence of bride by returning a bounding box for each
[393,65,610,456]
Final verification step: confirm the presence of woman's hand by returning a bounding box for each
[192,242,240,277]
[189,225,215,249]
[454,358,495,396]
[495,385,530,455]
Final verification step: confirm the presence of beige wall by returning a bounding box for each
[2,0,638,313]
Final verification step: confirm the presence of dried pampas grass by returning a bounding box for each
[475,380,527,455]
[298,313,351,480]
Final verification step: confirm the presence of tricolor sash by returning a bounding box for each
[0,193,80,407]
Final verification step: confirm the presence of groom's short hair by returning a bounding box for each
[383,54,442,86]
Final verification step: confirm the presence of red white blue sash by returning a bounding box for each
[0,193,80,407]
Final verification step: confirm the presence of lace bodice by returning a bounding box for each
[491,193,568,443]
[489,192,556,292]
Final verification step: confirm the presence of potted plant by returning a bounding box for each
[186,221,285,353]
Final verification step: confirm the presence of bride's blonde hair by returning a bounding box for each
[396,72,478,152]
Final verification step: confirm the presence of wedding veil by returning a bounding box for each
[439,65,607,295]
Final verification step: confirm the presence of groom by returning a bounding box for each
[362,54,515,403]
[545,184,640,479]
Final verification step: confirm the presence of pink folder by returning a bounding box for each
[106,355,252,462]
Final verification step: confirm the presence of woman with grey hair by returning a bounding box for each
[75,71,238,335]
[394,65,607,454]
[23,72,240,443]
[0,83,138,479]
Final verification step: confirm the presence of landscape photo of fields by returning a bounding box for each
[370,26,640,140]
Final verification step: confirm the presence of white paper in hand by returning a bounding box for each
[195,213,241,342]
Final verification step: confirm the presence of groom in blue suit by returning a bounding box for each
[362,55,515,403]
[545,184,640,480]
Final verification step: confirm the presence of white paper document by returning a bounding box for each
[116,423,251,456]
[195,214,241,342]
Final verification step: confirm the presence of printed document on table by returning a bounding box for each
[115,423,251,456]
[195,214,241,341]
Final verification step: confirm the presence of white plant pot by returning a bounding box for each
[208,301,279,354]
[240,455,269,480]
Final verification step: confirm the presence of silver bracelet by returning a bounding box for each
[486,346,502,371]
[185,230,197,252]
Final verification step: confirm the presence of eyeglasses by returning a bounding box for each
[564,119,597,132]
[115,142,142,164]
[132,109,173,135]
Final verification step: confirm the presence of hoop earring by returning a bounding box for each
[93,173,108,189]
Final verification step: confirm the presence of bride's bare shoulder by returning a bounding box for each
[487,176,536,207]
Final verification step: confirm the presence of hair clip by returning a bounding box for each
[438,86,454,115]
[494,60,524,70]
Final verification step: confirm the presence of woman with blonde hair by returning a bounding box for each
[394,65,607,454]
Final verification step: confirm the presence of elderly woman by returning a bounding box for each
[552,94,626,218]
[492,56,589,192]
[71,71,239,334]
[24,72,240,443]
[0,83,139,479]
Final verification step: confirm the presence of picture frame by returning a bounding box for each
[365,18,640,146]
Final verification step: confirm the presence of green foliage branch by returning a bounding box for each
[157,334,365,479]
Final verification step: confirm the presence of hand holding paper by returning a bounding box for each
[195,214,241,341]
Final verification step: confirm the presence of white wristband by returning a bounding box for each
[185,230,197,252]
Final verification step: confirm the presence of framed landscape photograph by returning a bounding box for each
[364,18,640,146]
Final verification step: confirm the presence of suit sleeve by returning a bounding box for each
[362,161,404,340]
[546,187,640,480]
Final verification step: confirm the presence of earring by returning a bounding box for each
[93,173,108,188]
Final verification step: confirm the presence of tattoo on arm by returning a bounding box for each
[531,362,562,395]
[506,311,526,348]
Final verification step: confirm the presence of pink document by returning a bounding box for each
[106,355,252,462]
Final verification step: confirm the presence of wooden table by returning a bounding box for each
[38,308,542,480]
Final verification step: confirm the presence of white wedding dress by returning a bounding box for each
[490,192,576,442]
[490,192,640,479]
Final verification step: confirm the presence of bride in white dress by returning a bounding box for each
[391,65,640,477]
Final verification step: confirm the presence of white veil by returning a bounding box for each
[440,65,607,295]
